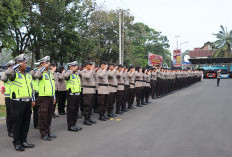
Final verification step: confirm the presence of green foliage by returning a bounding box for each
[0,0,26,52]
[0,0,171,68]
[212,25,232,57]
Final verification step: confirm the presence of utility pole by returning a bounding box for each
[122,10,124,66]
[175,35,180,50]
[119,11,122,65]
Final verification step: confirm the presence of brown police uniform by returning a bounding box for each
[107,69,118,116]
[97,69,109,115]
[128,70,136,109]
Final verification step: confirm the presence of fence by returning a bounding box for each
[0,81,6,118]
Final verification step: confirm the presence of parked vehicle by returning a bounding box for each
[220,72,229,79]
[206,71,216,78]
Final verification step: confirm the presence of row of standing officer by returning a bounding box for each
[1,54,202,152]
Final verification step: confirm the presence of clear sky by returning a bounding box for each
[95,0,232,53]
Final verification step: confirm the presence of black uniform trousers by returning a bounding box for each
[116,90,124,108]
[52,91,58,115]
[109,92,116,112]
[144,87,150,102]
[128,88,135,107]
[10,100,32,144]
[33,92,39,128]
[124,85,130,107]
[150,80,156,99]
[97,94,109,114]
[94,91,98,111]
[156,78,161,96]
[135,87,142,103]
[141,87,145,103]
[66,94,80,127]
[57,91,67,114]
[38,96,54,138]
[5,97,14,134]
[82,94,95,116]
[217,78,220,86]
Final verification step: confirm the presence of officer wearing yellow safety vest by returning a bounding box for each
[64,61,83,132]
[30,62,41,129]
[4,54,35,151]
[1,59,15,138]
[34,56,57,141]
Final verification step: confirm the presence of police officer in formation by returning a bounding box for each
[2,55,203,151]
[30,62,41,129]
[64,61,82,131]
[1,60,15,137]
[34,56,57,141]
[3,54,35,151]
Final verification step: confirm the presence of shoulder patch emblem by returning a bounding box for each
[44,74,49,80]
[72,75,76,79]
[18,74,23,79]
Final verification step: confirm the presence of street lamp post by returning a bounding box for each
[175,35,180,50]
[180,41,189,50]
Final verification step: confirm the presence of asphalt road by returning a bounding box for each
[1,79,232,157]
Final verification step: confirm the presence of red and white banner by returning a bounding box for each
[148,53,163,67]
[173,49,181,67]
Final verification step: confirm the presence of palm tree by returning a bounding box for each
[212,25,232,57]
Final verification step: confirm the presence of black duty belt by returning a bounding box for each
[109,84,118,88]
[146,82,150,83]
[129,83,135,85]
[118,83,125,85]
[99,83,109,86]
[83,86,96,88]
[135,80,144,82]
[125,85,130,87]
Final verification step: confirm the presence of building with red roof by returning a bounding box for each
[189,42,216,58]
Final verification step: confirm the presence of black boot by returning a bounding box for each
[116,106,123,114]
[121,106,128,112]
[84,116,92,125]
[128,105,136,109]
[21,140,35,148]
[88,115,97,124]
[108,110,117,117]
[145,100,150,104]
[137,101,143,107]
[103,112,110,120]
[13,141,25,152]
[141,100,147,105]
[8,132,13,137]
[99,113,107,121]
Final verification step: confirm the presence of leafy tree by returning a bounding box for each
[0,0,26,53]
[212,25,232,57]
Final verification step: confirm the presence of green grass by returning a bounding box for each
[0,105,6,118]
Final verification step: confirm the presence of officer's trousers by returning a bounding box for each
[135,87,142,103]
[33,92,39,128]
[123,85,130,107]
[5,97,14,134]
[217,78,220,86]
[144,87,150,102]
[67,95,80,127]
[97,94,109,114]
[38,96,53,138]
[116,90,124,108]
[83,94,95,116]
[10,100,31,143]
[57,91,67,114]
[128,88,135,106]
[109,92,116,112]
[150,80,156,99]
